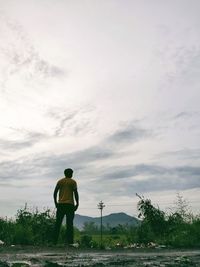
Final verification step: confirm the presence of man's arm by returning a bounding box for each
[53,184,59,208]
[74,188,79,211]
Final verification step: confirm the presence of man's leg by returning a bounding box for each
[66,205,75,245]
[54,205,65,245]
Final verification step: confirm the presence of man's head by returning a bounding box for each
[64,168,73,178]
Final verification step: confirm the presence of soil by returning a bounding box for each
[0,247,200,267]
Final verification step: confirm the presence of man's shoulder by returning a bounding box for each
[57,177,77,183]
[57,177,65,184]
[70,178,77,184]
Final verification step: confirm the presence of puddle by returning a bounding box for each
[0,249,200,266]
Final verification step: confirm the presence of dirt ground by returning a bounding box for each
[0,247,200,267]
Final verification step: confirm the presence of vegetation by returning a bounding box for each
[0,194,200,248]
[134,193,200,248]
[0,204,55,246]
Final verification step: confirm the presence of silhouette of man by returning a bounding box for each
[53,168,79,245]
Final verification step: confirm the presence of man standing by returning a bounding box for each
[53,168,79,245]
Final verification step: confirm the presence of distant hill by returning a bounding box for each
[74,212,139,230]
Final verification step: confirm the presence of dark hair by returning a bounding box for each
[64,168,73,178]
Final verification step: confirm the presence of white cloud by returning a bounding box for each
[0,0,200,217]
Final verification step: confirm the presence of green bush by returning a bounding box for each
[80,234,93,248]
[13,224,33,245]
[0,205,56,245]
[166,218,200,248]
[135,194,200,248]
[135,221,155,244]
[0,218,15,244]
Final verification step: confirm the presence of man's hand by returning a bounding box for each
[74,188,79,212]
[53,184,59,209]
[74,204,79,211]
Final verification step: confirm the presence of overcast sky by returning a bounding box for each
[0,0,200,218]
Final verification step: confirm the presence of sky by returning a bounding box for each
[0,0,200,218]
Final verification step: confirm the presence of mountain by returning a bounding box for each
[74,212,139,230]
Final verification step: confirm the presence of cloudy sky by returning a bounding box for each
[0,0,200,218]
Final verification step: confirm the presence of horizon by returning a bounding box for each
[1,202,138,220]
[1,192,198,220]
[0,0,200,217]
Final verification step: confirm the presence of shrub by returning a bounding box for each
[80,234,93,248]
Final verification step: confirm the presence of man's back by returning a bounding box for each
[57,177,77,205]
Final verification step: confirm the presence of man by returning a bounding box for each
[53,168,79,245]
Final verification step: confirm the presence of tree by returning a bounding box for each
[137,194,166,236]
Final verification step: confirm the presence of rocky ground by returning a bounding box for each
[0,247,200,267]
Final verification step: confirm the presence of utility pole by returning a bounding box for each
[98,200,105,249]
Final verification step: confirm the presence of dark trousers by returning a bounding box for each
[54,203,75,245]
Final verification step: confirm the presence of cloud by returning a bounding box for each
[0,159,35,181]
[0,14,65,91]
[158,39,200,93]
[0,131,47,151]
[0,139,33,151]
[106,124,151,145]
[100,163,200,180]
[0,145,112,184]
[90,163,200,197]
[34,125,147,174]
[0,121,153,185]
[47,108,80,136]
[127,175,200,195]
[173,112,193,120]
[100,164,166,180]
[1,152,200,200]
[74,162,200,201]
[46,106,96,137]
[155,148,200,161]
[4,137,199,194]
[0,125,148,184]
